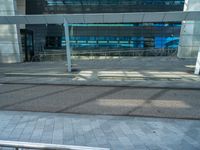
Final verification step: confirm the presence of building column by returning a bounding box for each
[178,0,200,58]
[0,0,23,63]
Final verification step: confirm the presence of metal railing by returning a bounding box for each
[31,48,177,62]
[72,48,177,57]
[0,140,110,150]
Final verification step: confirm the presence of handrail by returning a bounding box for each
[34,48,176,55]
[30,48,177,61]
[0,140,110,150]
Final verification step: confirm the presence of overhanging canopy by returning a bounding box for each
[0,11,200,24]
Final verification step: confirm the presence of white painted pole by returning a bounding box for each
[64,18,72,72]
[194,48,200,75]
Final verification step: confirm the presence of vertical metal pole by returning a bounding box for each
[194,48,200,75]
[64,18,72,72]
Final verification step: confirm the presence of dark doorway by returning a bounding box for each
[20,29,34,62]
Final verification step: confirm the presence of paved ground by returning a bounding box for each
[0,111,200,150]
[0,83,200,119]
[0,57,200,149]
[0,57,196,73]
[0,57,200,89]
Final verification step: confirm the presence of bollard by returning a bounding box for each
[194,48,200,75]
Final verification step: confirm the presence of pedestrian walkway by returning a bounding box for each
[0,57,200,89]
[0,111,199,150]
[1,84,200,119]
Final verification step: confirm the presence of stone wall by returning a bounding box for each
[178,0,200,58]
[0,0,22,63]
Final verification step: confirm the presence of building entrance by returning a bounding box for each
[20,29,34,62]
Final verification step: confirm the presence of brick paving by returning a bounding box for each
[0,111,200,150]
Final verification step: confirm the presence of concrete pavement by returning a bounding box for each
[0,57,200,150]
[0,57,200,89]
[0,111,200,150]
[1,84,200,119]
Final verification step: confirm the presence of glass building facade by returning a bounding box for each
[25,0,185,55]
[27,0,184,14]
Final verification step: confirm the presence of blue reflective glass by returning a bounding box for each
[47,0,184,6]
[61,22,181,49]
[155,37,179,48]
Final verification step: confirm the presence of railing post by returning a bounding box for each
[194,48,200,75]
[64,18,72,72]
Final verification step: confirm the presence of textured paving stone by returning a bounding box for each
[0,111,200,150]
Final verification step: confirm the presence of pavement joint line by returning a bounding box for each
[1,82,200,90]
[1,110,200,121]
[4,73,76,77]
[4,73,199,81]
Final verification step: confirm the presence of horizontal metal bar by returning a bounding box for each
[0,11,200,24]
[39,48,177,54]
[0,140,110,150]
